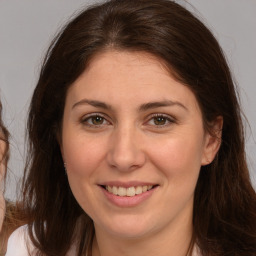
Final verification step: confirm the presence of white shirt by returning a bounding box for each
[6,225,201,256]
[5,225,35,256]
[5,225,76,256]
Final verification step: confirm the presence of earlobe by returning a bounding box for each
[201,116,223,166]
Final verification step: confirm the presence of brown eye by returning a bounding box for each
[82,114,109,127]
[146,114,175,128]
[91,116,104,125]
[153,116,168,125]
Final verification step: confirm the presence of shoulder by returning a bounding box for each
[192,245,201,256]
[6,224,77,256]
[5,224,36,256]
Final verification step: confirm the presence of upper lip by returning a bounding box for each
[99,181,158,188]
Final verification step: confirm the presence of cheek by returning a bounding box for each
[62,135,108,212]
[63,135,105,177]
[0,190,4,211]
[148,135,204,217]
[0,195,4,230]
[63,138,100,212]
[149,134,205,179]
[0,166,5,230]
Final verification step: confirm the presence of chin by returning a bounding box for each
[108,227,151,240]
[96,215,156,240]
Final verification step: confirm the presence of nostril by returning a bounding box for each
[106,137,146,171]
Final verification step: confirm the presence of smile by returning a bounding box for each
[100,183,159,207]
[104,185,154,197]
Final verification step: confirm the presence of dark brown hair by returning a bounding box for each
[22,0,256,255]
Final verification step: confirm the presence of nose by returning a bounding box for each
[107,126,146,172]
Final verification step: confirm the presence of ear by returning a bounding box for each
[201,116,223,166]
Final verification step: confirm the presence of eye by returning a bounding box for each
[147,114,175,127]
[152,116,168,125]
[81,114,110,127]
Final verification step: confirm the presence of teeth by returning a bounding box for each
[142,185,147,192]
[118,187,126,196]
[105,185,154,197]
[112,186,118,195]
[127,187,136,197]
[107,186,112,193]
[135,186,142,195]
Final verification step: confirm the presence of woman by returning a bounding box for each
[6,0,256,255]
[0,99,9,253]
[0,101,27,255]
[0,100,9,229]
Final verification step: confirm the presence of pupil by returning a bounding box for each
[154,117,166,125]
[92,116,103,125]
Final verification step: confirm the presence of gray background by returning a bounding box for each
[0,0,255,200]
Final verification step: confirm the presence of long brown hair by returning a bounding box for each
[23,0,256,255]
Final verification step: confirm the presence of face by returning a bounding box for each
[61,50,219,240]
[0,133,6,230]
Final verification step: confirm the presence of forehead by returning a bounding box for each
[66,50,201,113]
[85,50,172,82]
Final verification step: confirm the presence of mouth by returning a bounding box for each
[101,185,158,197]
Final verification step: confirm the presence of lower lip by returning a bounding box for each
[100,186,157,207]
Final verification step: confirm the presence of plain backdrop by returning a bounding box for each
[0,0,255,200]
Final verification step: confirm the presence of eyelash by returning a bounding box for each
[81,113,111,128]
[80,113,176,128]
[146,113,175,128]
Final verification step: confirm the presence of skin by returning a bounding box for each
[61,50,221,256]
[0,136,6,231]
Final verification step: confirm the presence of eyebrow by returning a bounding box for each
[72,99,187,112]
[72,99,112,110]
[139,100,188,112]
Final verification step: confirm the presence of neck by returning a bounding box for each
[92,211,193,256]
